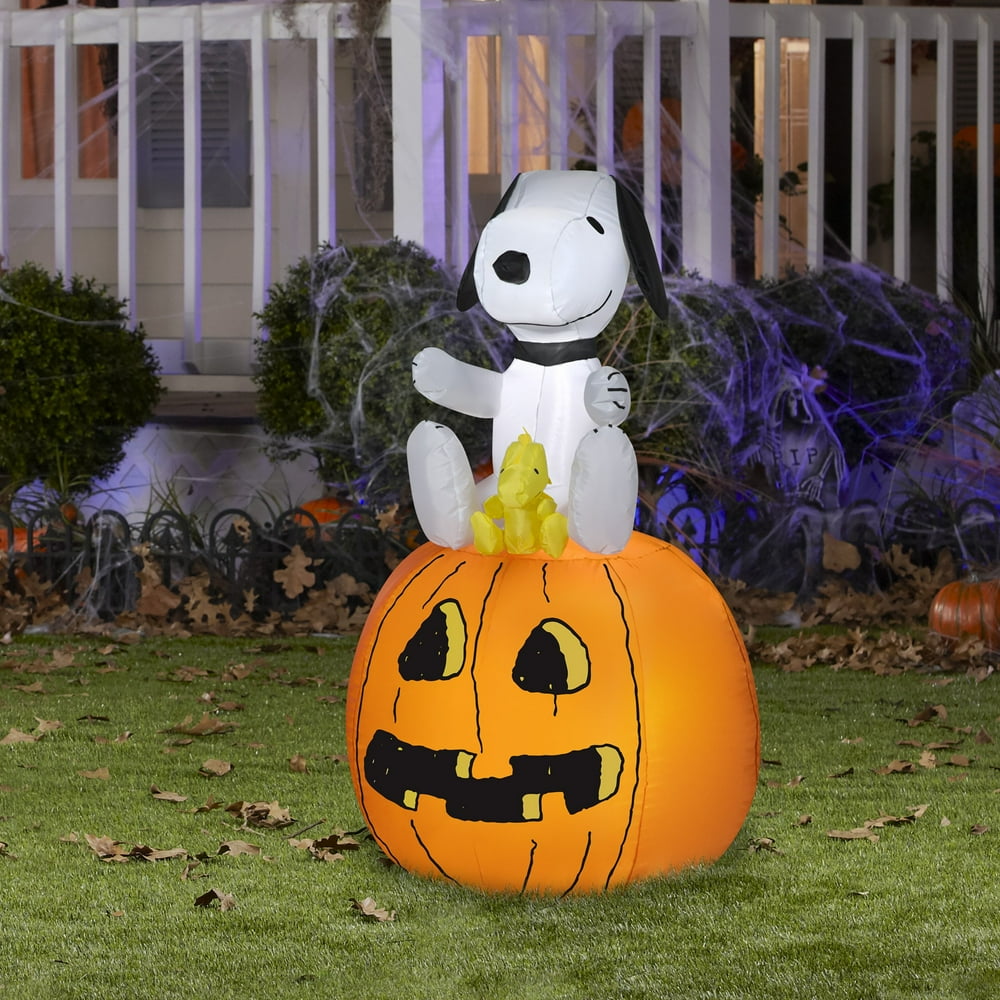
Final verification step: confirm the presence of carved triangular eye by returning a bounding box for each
[398,599,467,680]
[513,619,591,694]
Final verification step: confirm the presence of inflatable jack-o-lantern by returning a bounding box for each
[346,531,760,895]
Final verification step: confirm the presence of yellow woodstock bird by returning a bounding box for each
[471,432,568,557]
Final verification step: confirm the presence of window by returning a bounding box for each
[19,0,251,207]
[20,0,117,180]
[136,0,251,208]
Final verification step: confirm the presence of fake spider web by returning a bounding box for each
[1,4,996,611]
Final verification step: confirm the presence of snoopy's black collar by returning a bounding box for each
[512,338,600,366]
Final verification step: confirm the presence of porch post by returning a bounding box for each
[0,7,10,265]
[391,0,446,262]
[680,0,732,283]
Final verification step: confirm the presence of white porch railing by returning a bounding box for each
[1,0,998,375]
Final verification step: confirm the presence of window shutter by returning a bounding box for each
[953,42,1000,131]
[137,0,250,208]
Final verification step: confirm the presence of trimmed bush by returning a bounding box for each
[0,261,162,502]
[253,239,508,504]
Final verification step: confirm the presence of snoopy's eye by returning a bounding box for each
[586,216,605,234]
[533,468,539,475]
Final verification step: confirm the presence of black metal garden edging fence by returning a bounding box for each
[0,505,421,624]
[2,495,999,624]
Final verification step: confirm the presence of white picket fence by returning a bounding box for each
[1,0,999,374]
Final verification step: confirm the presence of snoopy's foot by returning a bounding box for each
[471,511,504,555]
[539,511,569,558]
[568,426,638,554]
[406,421,476,549]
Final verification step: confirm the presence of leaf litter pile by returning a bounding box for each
[723,543,996,680]
[0,637,397,925]
[0,512,991,676]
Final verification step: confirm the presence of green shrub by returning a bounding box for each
[253,240,506,503]
[0,261,162,502]
[758,263,971,466]
[601,279,778,503]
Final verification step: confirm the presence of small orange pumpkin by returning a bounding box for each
[953,124,1000,177]
[928,575,1000,649]
[292,496,352,540]
[7,526,43,553]
[346,531,760,895]
[293,496,351,526]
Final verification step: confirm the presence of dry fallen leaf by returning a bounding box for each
[84,834,131,862]
[78,767,110,781]
[180,860,205,881]
[199,759,233,778]
[150,785,189,803]
[194,888,236,911]
[161,713,238,737]
[191,796,224,814]
[970,824,990,836]
[290,831,360,862]
[747,837,783,854]
[875,759,916,775]
[273,545,316,599]
[943,754,973,768]
[350,896,395,922]
[225,800,294,830]
[822,533,861,572]
[907,704,948,727]
[288,754,309,774]
[0,728,38,745]
[130,845,189,862]
[14,681,46,695]
[217,840,260,857]
[827,828,880,843]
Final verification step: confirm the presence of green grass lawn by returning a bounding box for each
[1,632,998,1000]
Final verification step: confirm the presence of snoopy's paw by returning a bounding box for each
[406,421,476,549]
[568,426,637,554]
[411,347,452,401]
[584,366,631,426]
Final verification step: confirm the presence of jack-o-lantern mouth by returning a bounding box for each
[364,729,624,823]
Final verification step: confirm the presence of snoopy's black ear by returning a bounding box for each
[613,178,670,320]
[457,173,523,312]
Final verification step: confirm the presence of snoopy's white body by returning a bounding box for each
[493,357,597,510]
[407,170,665,554]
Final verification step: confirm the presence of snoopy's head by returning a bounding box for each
[457,170,669,344]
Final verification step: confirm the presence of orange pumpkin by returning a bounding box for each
[292,496,352,541]
[293,496,351,526]
[346,531,760,895]
[929,575,1000,649]
[953,124,1000,177]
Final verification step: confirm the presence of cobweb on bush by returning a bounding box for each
[4,5,996,606]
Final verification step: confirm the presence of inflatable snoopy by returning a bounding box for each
[407,170,669,553]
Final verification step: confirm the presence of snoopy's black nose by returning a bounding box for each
[493,250,530,285]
